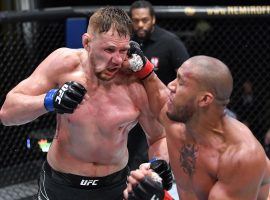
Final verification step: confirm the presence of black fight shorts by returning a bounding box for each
[37,160,129,200]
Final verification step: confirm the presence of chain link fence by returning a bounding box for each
[0,17,64,199]
[160,16,270,141]
[0,5,270,199]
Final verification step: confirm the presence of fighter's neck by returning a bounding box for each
[186,114,227,145]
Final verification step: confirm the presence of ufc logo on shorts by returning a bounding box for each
[80,179,99,186]
[55,84,69,104]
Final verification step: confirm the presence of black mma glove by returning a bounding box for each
[128,175,165,200]
[44,81,87,114]
[128,41,154,79]
[150,159,173,191]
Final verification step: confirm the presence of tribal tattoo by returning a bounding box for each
[179,144,198,177]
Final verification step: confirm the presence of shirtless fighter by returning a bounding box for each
[124,54,270,200]
[0,7,169,200]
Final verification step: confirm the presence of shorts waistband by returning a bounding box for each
[43,160,129,189]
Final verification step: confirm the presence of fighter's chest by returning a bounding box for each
[171,143,219,195]
[66,88,140,128]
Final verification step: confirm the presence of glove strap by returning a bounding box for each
[163,190,174,200]
[135,59,154,80]
[44,89,57,111]
[149,157,158,163]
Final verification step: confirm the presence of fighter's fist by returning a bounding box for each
[44,81,87,114]
[150,159,173,191]
[128,175,165,200]
[128,41,154,79]
[128,41,146,71]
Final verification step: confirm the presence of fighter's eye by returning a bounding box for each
[105,48,114,53]
[120,49,128,54]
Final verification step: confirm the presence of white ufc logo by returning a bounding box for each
[55,84,69,104]
[80,179,99,186]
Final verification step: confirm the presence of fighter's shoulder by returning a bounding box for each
[49,47,82,68]
[221,136,266,171]
[118,75,152,108]
[227,116,256,140]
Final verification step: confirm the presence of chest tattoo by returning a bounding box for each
[179,144,199,177]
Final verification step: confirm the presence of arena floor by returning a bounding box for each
[0,180,38,200]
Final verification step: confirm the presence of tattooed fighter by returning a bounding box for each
[124,55,270,200]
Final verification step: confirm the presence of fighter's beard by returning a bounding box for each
[166,107,192,123]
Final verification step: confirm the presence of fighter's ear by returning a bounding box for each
[82,33,91,50]
[198,92,214,107]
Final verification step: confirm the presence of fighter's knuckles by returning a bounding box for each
[127,174,139,185]
[139,163,151,170]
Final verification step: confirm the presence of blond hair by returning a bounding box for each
[87,6,132,37]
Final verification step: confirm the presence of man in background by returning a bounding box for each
[128,0,189,170]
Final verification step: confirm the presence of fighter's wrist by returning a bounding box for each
[135,59,154,80]
[163,190,174,200]
[44,89,57,111]
[149,157,159,163]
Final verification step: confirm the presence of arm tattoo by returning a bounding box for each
[180,144,198,177]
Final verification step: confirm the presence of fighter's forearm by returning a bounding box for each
[1,92,47,126]
[148,136,169,163]
[128,42,169,118]
[142,72,169,118]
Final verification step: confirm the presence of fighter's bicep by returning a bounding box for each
[11,74,54,96]
[134,83,165,140]
[11,48,73,95]
[209,179,257,200]
[10,65,56,97]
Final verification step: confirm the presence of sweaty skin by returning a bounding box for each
[135,56,270,200]
[0,28,168,177]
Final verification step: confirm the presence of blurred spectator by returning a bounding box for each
[234,80,265,141]
[264,128,270,158]
[127,0,189,170]
[239,80,254,126]
[235,80,255,127]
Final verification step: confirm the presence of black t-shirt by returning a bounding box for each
[132,25,189,85]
